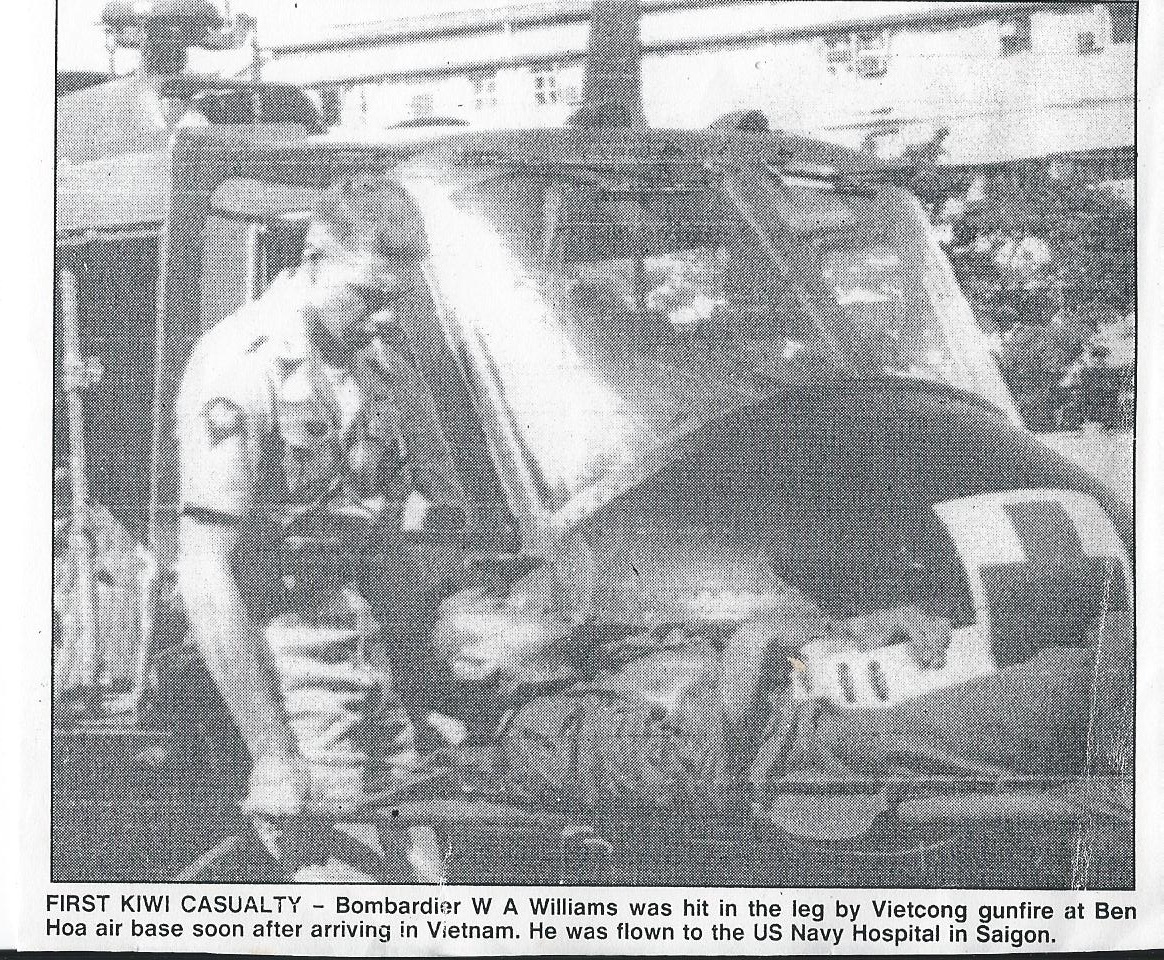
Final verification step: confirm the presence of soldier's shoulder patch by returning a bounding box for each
[203,397,245,446]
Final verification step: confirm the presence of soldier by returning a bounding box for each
[177,176,463,882]
[494,598,1132,841]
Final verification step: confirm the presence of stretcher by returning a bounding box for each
[172,742,1132,886]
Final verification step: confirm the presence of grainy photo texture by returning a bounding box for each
[54,0,1135,887]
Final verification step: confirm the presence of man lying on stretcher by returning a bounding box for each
[422,574,1131,840]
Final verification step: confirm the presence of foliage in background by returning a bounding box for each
[920,163,1135,429]
[950,163,1134,322]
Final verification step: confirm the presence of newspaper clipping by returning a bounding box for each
[21,0,1162,952]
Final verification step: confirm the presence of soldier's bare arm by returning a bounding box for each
[176,346,313,818]
[179,516,311,816]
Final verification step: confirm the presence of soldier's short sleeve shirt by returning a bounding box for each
[177,312,276,520]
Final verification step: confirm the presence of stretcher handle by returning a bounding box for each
[175,800,580,882]
[285,797,574,830]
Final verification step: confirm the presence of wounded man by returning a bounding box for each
[433,581,1132,843]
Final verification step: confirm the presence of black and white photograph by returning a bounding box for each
[51,0,1136,895]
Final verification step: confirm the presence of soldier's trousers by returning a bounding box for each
[264,597,443,882]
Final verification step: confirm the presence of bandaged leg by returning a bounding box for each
[750,614,1134,838]
[811,615,1134,780]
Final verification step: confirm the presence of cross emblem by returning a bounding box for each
[936,493,1129,669]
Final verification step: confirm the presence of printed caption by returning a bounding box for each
[44,892,1138,950]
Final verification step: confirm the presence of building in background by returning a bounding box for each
[256,0,1134,175]
[255,0,1136,434]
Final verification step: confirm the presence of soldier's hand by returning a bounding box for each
[845,606,952,670]
[242,752,312,819]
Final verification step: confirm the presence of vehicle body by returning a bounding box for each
[53,0,1132,886]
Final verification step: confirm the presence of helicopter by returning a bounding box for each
[54,0,1132,886]
[58,0,325,167]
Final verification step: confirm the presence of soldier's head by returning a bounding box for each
[301,176,427,351]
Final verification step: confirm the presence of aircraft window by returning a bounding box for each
[244,216,310,300]
[406,170,838,510]
[766,180,1018,418]
[405,167,1018,511]
[205,177,320,307]
[200,206,309,332]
